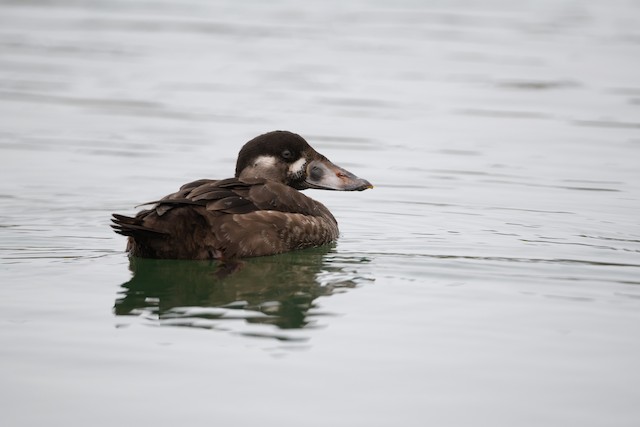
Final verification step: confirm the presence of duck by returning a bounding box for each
[111,130,372,260]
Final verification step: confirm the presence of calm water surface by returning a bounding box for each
[1,1,640,426]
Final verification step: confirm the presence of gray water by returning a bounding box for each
[1,1,640,426]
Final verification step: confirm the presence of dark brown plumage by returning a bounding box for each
[111,131,372,260]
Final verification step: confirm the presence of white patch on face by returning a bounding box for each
[253,155,277,168]
[288,157,306,176]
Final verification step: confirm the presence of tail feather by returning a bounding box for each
[111,213,167,238]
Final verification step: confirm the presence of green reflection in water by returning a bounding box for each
[114,245,370,333]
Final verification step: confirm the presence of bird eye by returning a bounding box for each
[281,149,293,160]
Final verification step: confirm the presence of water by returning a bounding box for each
[1,0,640,426]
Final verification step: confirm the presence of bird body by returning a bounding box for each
[112,131,371,260]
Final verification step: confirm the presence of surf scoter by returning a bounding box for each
[111,131,372,260]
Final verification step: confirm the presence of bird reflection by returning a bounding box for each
[114,246,369,334]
